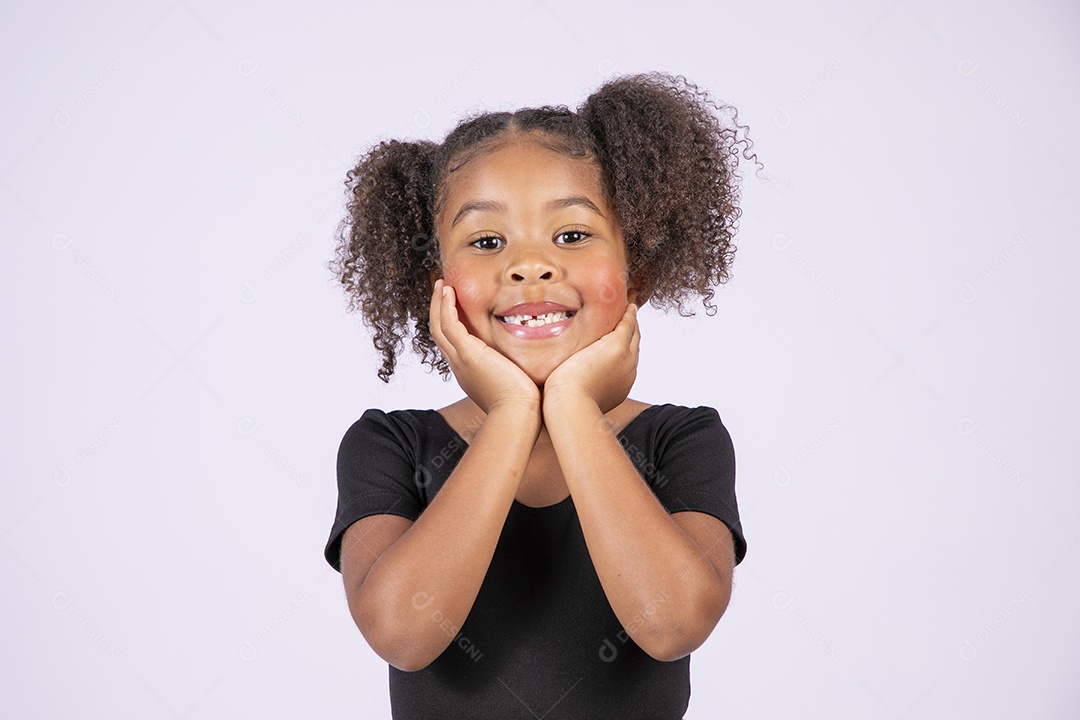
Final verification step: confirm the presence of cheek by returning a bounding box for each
[454,276,483,305]
[444,268,488,332]
[585,262,630,327]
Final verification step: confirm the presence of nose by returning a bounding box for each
[505,243,559,283]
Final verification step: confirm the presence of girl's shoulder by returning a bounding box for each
[342,406,455,450]
[344,401,727,451]
[613,403,734,463]
[620,401,726,430]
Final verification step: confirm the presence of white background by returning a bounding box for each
[3,1,1078,717]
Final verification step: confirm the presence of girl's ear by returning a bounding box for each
[627,275,652,306]
[428,268,443,292]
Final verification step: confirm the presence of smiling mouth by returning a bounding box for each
[497,311,575,328]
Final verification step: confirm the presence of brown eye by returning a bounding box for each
[555,230,590,245]
[470,236,504,250]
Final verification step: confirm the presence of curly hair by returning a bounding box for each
[329,72,759,382]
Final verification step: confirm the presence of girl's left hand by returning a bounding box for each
[543,302,640,415]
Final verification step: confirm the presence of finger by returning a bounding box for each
[629,303,641,344]
[615,302,638,338]
[428,279,443,338]
[428,278,442,338]
[439,285,474,350]
[622,303,641,355]
[429,279,456,361]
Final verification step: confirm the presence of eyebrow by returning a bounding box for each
[451,200,507,228]
[546,196,605,218]
[450,196,606,228]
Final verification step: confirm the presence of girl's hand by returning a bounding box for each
[543,302,640,415]
[429,279,541,414]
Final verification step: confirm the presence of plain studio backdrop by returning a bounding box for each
[3,1,1077,717]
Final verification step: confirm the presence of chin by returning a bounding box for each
[520,361,559,389]
[506,351,566,389]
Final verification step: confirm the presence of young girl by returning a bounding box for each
[324,72,753,719]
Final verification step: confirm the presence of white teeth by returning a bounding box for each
[499,311,573,327]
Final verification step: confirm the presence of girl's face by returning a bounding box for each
[435,135,632,387]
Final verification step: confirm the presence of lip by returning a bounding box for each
[495,301,575,317]
[497,314,574,340]
[494,301,577,340]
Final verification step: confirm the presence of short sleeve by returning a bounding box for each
[649,407,747,565]
[323,409,424,572]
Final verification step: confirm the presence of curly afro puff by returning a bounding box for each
[329,72,759,382]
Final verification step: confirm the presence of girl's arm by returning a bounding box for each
[342,402,540,671]
[341,281,542,671]
[543,305,734,662]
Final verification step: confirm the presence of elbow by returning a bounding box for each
[347,586,441,672]
[351,606,439,672]
[636,621,715,663]
[637,626,705,663]
[387,650,436,673]
[637,582,732,663]
[642,641,691,664]
[362,628,438,671]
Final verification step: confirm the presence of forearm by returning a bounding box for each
[544,395,729,661]
[353,402,541,670]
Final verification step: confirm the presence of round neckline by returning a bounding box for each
[425,403,664,510]
[512,494,574,511]
[429,402,663,449]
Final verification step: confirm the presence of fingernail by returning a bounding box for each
[442,287,449,297]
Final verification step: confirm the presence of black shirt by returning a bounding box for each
[325,404,747,720]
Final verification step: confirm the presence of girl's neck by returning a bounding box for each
[436,395,651,448]
[436,396,550,448]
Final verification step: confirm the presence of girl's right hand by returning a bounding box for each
[429,279,541,414]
